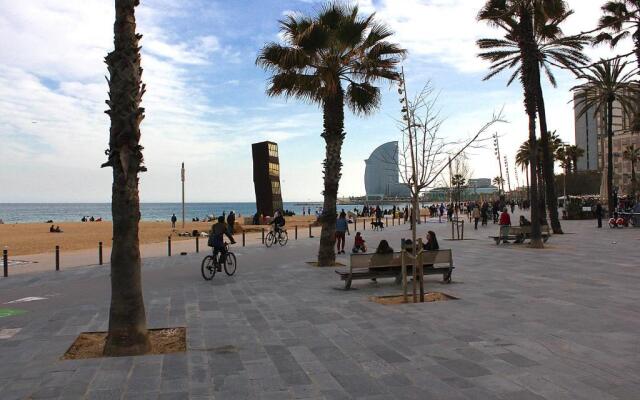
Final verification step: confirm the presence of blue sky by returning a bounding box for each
[0,0,631,202]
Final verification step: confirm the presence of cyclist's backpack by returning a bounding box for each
[207,234,214,247]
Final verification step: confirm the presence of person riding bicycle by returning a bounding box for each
[208,216,236,268]
[270,210,285,234]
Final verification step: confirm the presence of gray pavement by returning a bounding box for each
[0,213,639,399]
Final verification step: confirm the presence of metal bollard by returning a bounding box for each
[55,246,60,271]
[99,242,103,265]
[242,231,246,247]
[295,225,298,240]
[363,218,365,230]
[309,225,312,238]
[261,228,265,244]
[196,236,199,253]
[3,248,7,277]
[386,217,388,227]
[168,236,172,257]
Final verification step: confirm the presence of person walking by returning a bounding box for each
[472,206,481,230]
[498,208,511,243]
[595,202,603,228]
[171,213,177,228]
[227,211,235,236]
[335,211,350,254]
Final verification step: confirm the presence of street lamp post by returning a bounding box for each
[493,133,504,195]
[181,162,185,229]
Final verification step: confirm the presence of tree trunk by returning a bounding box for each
[536,83,563,234]
[317,86,345,266]
[518,5,543,248]
[607,98,614,215]
[103,0,151,356]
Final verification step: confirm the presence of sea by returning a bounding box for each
[0,202,378,223]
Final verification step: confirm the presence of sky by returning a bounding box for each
[0,0,633,203]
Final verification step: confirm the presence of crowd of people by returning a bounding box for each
[80,216,102,222]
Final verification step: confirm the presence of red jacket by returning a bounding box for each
[499,212,511,226]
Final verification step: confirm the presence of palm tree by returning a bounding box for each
[478,0,589,235]
[101,0,151,356]
[257,3,406,266]
[623,144,640,197]
[572,59,639,214]
[451,174,466,203]
[565,145,585,173]
[595,1,640,71]
[515,140,531,197]
[596,1,640,131]
[493,176,505,193]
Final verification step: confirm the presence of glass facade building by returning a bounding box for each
[364,141,411,198]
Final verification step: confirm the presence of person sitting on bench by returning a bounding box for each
[370,240,394,282]
[352,232,367,253]
[519,216,531,226]
[423,231,439,251]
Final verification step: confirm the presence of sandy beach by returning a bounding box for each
[0,216,318,256]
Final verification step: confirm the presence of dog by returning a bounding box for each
[370,221,385,231]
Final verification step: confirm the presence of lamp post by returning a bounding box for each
[493,133,504,195]
[504,155,512,194]
[181,162,185,229]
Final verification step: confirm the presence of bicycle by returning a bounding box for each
[265,228,288,247]
[201,242,237,280]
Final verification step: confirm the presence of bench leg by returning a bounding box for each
[543,236,549,243]
[344,278,352,290]
[444,269,452,284]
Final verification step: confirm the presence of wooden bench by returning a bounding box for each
[489,225,550,245]
[335,250,454,289]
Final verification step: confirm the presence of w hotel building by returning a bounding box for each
[252,141,283,217]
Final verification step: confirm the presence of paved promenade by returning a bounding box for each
[0,214,639,399]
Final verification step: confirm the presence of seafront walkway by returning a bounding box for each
[0,214,639,399]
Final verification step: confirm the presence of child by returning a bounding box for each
[352,232,367,253]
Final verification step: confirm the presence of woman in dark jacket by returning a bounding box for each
[423,231,439,251]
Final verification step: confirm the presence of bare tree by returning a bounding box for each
[389,78,505,301]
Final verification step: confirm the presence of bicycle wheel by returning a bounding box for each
[278,230,288,246]
[201,255,216,280]
[265,231,275,247]
[224,252,237,276]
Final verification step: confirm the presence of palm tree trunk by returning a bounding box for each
[536,84,563,233]
[103,0,151,357]
[607,98,614,215]
[631,160,636,198]
[519,5,543,248]
[525,165,530,200]
[317,86,345,266]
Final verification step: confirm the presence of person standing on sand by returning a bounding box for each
[171,213,177,228]
[227,211,235,236]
